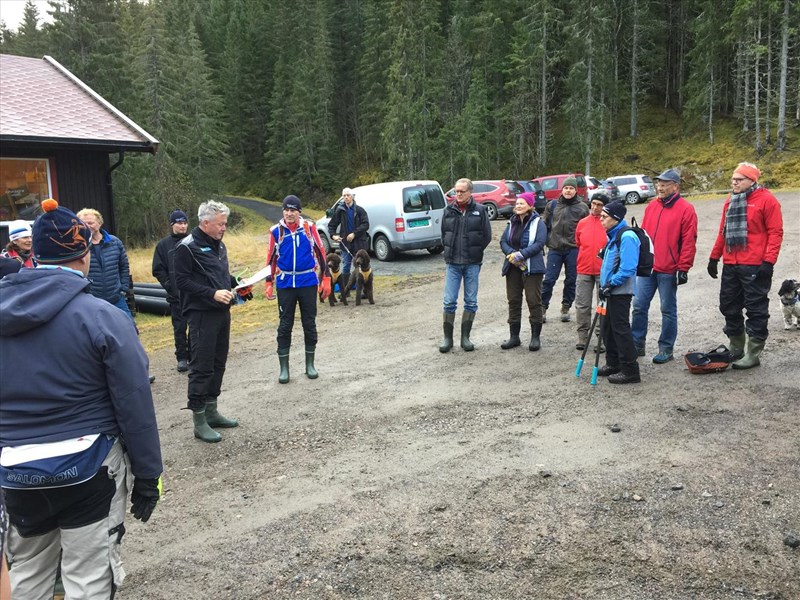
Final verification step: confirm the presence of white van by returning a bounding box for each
[316,180,446,261]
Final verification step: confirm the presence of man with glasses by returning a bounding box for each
[631,168,697,364]
[707,162,784,369]
[439,178,492,352]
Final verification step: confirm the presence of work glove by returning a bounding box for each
[236,285,254,301]
[756,261,773,279]
[707,259,719,279]
[131,476,162,523]
[264,279,275,301]
[511,251,524,264]
[319,275,332,301]
[676,270,689,286]
[598,285,613,300]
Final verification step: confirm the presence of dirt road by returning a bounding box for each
[123,194,799,599]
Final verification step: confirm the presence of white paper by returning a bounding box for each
[235,266,271,289]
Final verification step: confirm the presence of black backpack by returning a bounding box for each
[613,216,654,277]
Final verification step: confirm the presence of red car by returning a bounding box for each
[530,173,588,202]
[445,179,525,220]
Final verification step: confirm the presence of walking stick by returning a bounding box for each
[590,299,607,385]
[576,302,601,377]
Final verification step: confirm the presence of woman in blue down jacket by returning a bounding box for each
[499,194,547,351]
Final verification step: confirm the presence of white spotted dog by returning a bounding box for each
[777,279,800,330]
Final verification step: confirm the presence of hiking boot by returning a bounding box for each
[501,322,521,350]
[176,359,189,372]
[192,410,222,443]
[439,312,455,353]
[609,362,641,384]
[278,348,290,383]
[635,346,646,357]
[529,322,542,351]
[205,400,239,428]
[560,304,571,322]
[652,351,674,364]
[576,335,588,351]
[460,311,476,351]
[597,365,621,377]
[728,333,746,361]
[732,337,765,370]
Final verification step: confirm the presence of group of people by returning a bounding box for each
[438,162,784,384]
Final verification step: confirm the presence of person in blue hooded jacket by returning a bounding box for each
[597,201,642,384]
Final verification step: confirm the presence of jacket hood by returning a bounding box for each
[0,268,90,336]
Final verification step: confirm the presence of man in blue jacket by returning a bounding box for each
[0,199,163,598]
[597,201,642,384]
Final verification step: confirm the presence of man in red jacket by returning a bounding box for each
[574,193,610,350]
[631,168,697,364]
[707,162,784,369]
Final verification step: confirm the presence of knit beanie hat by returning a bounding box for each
[169,209,188,224]
[32,199,91,264]
[562,177,578,189]
[518,192,537,208]
[733,162,761,183]
[591,193,611,206]
[8,219,32,241]
[602,201,627,222]
[282,195,302,211]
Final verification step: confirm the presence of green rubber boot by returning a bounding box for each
[461,311,476,351]
[732,337,765,370]
[205,400,239,428]
[278,348,290,384]
[193,410,221,443]
[439,312,455,353]
[728,332,746,361]
[305,346,318,379]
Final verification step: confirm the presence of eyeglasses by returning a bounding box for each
[731,177,748,183]
[454,189,468,194]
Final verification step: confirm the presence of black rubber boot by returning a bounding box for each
[305,346,319,379]
[461,311,476,351]
[608,361,641,384]
[439,312,455,353]
[529,322,542,351]
[278,348,290,384]
[205,400,239,428]
[501,322,521,349]
[193,410,222,443]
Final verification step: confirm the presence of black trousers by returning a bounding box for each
[602,294,638,370]
[186,309,230,411]
[719,264,772,340]
[276,285,318,349]
[169,300,189,361]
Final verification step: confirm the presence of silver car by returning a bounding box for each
[607,174,656,205]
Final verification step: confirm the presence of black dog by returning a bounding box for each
[341,249,375,306]
[321,253,348,306]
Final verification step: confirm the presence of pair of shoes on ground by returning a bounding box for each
[597,364,640,384]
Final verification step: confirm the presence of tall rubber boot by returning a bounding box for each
[461,311,476,351]
[728,332,746,361]
[305,346,319,379]
[732,337,765,370]
[439,312,455,353]
[278,348,290,384]
[529,322,542,351]
[205,400,239,428]
[501,322,521,349]
[193,410,222,443]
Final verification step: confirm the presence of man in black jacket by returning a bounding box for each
[152,209,190,372]
[173,200,249,443]
[328,187,370,284]
[439,178,492,352]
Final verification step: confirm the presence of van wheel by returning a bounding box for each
[624,192,640,205]
[484,202,498,220]
[319,232,332,255]
[374,234,396,261]
[427,245,444,255]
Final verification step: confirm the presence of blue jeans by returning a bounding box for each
[541,248,578,308]
[631,272,678,353]
[112,295,134,321]
[443,263,481,314]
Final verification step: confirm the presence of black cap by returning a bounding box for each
[282,195,302,211]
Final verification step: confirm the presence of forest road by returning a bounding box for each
[124,193,799,600]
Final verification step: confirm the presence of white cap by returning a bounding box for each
[8,220,32,241]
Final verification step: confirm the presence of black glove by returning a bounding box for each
[131,476,162,523]
[676,270,688,286]
[757,261,773,279]
[598,285,613,300]
[707,259,719,279]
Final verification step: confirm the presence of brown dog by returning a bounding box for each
[341,249,375,306]
[321,253,348,306]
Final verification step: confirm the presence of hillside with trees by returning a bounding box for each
[1,0,798,244]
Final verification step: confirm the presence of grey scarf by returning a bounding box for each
[724,183,757,252]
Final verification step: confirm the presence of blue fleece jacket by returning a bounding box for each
[600,219,640,295]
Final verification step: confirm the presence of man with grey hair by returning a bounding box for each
[439,178,492,352]
[173,200,251,442]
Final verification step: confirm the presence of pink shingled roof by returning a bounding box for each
[0,54,158,150]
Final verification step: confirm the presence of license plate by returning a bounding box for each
[408,218,430,228]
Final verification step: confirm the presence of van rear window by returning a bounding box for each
[403,185,445,213]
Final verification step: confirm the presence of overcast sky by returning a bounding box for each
[0,0,53,31]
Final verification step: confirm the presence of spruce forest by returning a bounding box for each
[1,0,798,245]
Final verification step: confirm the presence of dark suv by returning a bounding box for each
[445,179,525,220]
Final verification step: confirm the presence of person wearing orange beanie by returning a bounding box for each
[707,162,784,369]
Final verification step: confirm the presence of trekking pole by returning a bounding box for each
[590,299,607,385]
[575,305,601,378]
